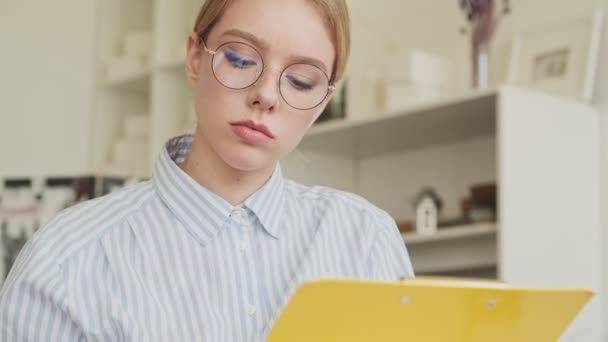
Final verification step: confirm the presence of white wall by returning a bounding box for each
[0,1,97,178]
[596,12,608,342]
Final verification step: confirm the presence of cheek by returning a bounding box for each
[299,107,324,129]
[277,110,320,142]
[194,73,232,118]
[196,67,220,97]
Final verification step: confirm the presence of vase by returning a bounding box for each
[472,41,489,90]
[469,0,495,90]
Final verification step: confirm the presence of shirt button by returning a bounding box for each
[237,240,248,252]
[245,304,256,316]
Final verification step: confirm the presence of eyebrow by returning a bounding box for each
[220,29,269,50]
[219,28,330,75]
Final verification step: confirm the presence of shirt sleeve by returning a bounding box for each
[366,211,415,281]
[0,238,83,341]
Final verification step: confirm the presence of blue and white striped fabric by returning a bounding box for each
[0,134,413,341]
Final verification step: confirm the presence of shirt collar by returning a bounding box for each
[243,163,285,239]
[152,134,285,244]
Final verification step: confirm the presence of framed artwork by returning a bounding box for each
[506,9,603,102]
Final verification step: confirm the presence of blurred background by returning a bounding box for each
[0,0,607,340]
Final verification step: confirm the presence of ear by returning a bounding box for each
[325,86,336,104]
[185,32,203,89]
[307,86,337,128]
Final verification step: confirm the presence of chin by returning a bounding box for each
[220,146,276,173]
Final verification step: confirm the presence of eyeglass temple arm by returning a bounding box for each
[198,35,216,55]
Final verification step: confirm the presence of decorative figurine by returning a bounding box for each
[413,187,443,235]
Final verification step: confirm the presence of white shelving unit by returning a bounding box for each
[295,87,600,277]
[286,86,602,340]
[92,0,199,178]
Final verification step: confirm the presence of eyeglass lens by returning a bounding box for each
[210,42,330,110]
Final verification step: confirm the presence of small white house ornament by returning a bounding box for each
[416,197,438,235]
[413,188,443,235]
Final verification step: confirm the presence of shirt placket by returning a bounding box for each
[229,206,262,340]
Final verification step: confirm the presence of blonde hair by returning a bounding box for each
[193,0,350,83]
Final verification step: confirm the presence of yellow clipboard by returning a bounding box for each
[266,277,593,342]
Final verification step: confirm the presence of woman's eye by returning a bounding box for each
[287,75,315,91]
[225,51,257,69]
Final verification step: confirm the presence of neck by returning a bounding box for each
[180,128,275,206]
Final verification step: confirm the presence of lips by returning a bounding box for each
[230,120,274,139]
[230,120,275,144]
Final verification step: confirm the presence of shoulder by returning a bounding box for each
[31,180,156,264]
[284,179,395,228]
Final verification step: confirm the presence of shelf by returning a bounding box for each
[421,265,498,279]
[101,68,151,94]
[416,262,499,276]
[402,222,497,245]
[300,88,497,157]
[404,222,498,275]
[156,57,185,72]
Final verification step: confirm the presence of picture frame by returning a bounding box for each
[506,9,603,102]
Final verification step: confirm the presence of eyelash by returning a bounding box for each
[225,51,256,69]
[286,75,314,91]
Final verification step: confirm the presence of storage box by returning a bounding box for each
[384,49,452,89]
[124,114,150,141]
[379,50,453,111]
[105,56,146,83]
[124,31,152,60]
[112,140,148,166]
[383,81,447,112]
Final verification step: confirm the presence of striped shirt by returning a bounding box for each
[0,134,414,341]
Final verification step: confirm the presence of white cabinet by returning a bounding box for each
[284,86,602,341]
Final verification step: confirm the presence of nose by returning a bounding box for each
[246,69,279,113]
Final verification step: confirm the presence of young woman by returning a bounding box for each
[0,0,413,340]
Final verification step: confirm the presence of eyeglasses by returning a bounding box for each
[199,37,335,110]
